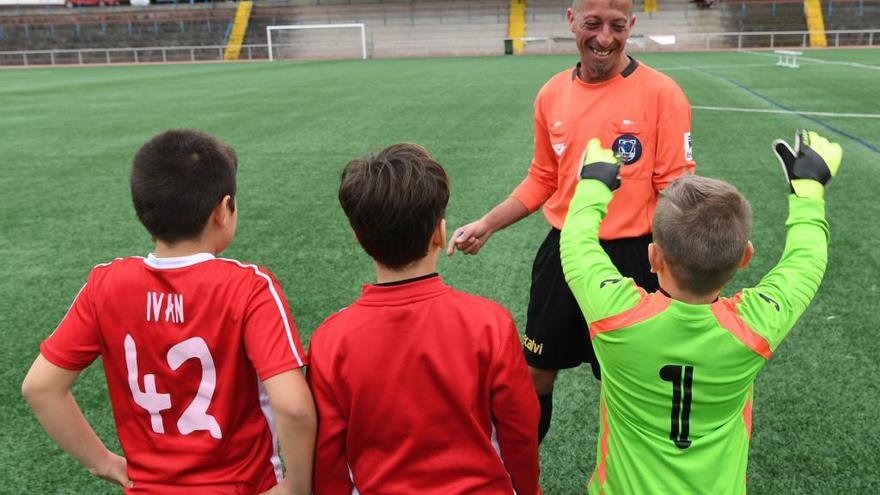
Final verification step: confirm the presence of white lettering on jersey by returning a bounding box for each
[124,334,223,439]
[125,334,172,434]
[146,292,185,324]
[167,337,222,439]
[147,292,164,322]
[164,293,184,324]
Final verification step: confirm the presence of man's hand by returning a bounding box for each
[88,451,132,488]
[447,218,493,256]
[772,130,843,199]
[579,138,621,191]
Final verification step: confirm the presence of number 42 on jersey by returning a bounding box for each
[125,334,223,439]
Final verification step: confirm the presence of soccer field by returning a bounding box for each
[1,48,878,493]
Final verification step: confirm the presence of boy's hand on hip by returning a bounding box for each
[88,451,132,488]
[772,129,843,199]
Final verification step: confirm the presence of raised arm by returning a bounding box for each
[736,130,842,350]
[560,139,642,324]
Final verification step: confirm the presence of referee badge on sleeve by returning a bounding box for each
[685,132,694,161]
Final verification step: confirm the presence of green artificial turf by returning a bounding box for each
[1,49,878,493]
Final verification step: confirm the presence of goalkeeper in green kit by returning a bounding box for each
[560,130,842,494]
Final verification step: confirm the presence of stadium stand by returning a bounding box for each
[0,3,237,51]
[248,0,510,58]
[722,0,880,47]
[224,0,253,60]
[1,0,879,65]
[523,0,725,53]
[0,0,511,58]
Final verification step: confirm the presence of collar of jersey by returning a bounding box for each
[358,275,451,306]
[654,289,725,320]
[571,56,638,87]
[144,252,215,269]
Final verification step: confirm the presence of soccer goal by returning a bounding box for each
[266,23,367,61]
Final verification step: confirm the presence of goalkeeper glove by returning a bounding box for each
[579,138,621,191]
[772,130,843,199]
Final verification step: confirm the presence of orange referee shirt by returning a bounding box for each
[512,58,696,240]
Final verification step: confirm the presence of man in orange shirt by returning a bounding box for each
[448,0,695,442]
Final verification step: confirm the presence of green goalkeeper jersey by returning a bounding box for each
[560,180,829,495]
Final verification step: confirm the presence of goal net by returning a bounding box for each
[267,24,367,61]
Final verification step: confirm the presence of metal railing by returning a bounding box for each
[1,29,878,66]
[646,28,880,50]
[525,28,880,52]
[0,43,270,66]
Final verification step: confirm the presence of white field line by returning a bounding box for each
[739,50,880,71]
[693,105,880,118]
[655,63,769,71]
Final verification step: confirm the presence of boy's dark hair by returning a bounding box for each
[653,175,752,295]
[339,143,450,270]
[131,129,238,244]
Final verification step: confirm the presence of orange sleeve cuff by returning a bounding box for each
[511,177,554,213]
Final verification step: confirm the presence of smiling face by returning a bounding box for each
[568,0,635,83]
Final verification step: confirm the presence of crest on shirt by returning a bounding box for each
[612,134,642,165]
[552,143,567,156]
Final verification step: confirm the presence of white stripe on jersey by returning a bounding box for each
[49,259,119,338]
[491,424,518,495]
[347,466,361,495]
[219,259,304,367]
[49,282,88,338]
[257,380,284,482]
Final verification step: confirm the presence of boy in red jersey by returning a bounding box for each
[21,130,316,495]
[309,144,540,494]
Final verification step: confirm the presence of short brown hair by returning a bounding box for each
[652,175,752,295]
[338,144,450,270]
[131,129,237,244]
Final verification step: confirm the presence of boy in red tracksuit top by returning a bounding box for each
[309,143,541,494]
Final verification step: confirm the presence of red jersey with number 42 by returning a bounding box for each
[40,253,307,495]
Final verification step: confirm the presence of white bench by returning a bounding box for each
[775,49,802,68]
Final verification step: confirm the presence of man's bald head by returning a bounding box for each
[567,0,635,82]
[572,0,633,17]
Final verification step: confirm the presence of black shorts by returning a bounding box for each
[523,228,659,377]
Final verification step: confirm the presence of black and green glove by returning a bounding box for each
[580,138,621,191]
[772,130,843,199]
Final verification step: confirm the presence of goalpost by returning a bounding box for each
[266,23,367,61]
